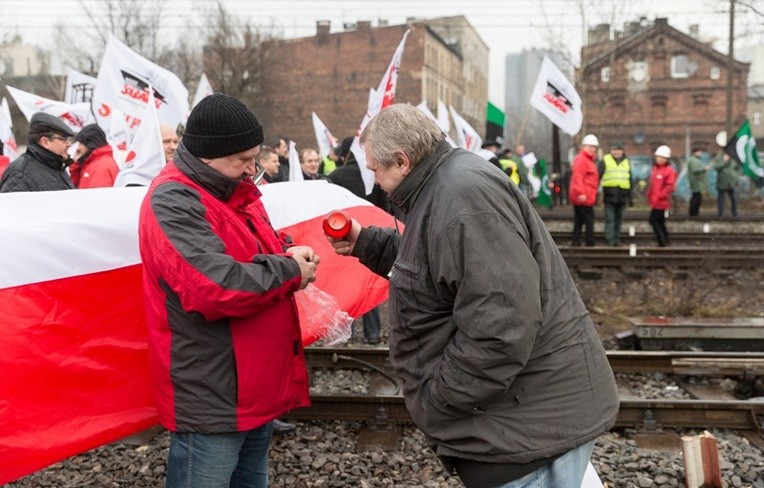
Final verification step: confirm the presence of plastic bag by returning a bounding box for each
[295,283,353,346]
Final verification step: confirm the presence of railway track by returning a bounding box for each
[295,348,764,431]
[305,347,764,376]
[558,245,764,269]
[550,231,764,247]
[538,209,764,223]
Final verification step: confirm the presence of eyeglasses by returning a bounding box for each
[47,134,75,144]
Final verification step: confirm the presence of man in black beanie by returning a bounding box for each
[0,112,75,193]
[138,93,318,488]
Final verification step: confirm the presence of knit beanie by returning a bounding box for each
[75,124,109,149]
[183,94,264,158]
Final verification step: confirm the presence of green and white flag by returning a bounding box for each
[534,158,553,209]
[724,120,763,188]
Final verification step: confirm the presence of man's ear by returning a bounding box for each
[393,150,412,176]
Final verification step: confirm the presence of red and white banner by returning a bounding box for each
[449,105,482,153]
[0,97,18,160]
[92,36,189,134]
[312,112,338,158]
[114,89,165,186]
[0,181,393,484]
[64,69,97,104]
[5,85,90,133]
[350,30,410,194]
[191,72,214,109]
[529,56,582,136]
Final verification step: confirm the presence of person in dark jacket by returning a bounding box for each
[0,112,75,193]
[69,124,119,188]
[686,147,711,217]
[327,104,618,488]
[299,148,328,180]
[713,151,739,217]
[138,94,317,488]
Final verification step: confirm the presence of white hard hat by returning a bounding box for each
[581,134,599,146]
[654,145,671,158]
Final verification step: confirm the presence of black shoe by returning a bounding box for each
[365,336,381,345]
[272,419,295,434]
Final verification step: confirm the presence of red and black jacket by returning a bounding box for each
[138,144,310,433]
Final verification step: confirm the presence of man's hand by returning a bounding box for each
[326,218,362,256]
[287,246,319,289]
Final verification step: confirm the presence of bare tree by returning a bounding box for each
[202,1,277,105]
[53,0,167,73]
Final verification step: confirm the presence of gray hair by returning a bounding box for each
[360,104,444,168]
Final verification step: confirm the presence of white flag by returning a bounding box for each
[311,112,338,158]
[64,69,97,104]
[449,106,482,153]
[530,56,582,136]
[0,97,18,160]
[107,107,131,154]
[5,85,90,133]
[416,102,456,148]
[92,36,189,135]
[436,99,450,134]
[350,30,410,195]
[192,73,214,109]
[113,89,165,187]
[288,141,304,182]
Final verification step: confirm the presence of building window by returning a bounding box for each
[671,55,692,78]
[754,112,762,126]
[710,66,721,80]
[601,67,611,83]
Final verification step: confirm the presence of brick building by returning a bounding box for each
[579,18,749,158]
[256,16,488,149]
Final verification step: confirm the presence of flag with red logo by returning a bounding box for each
[449,105,482,153]
[113,89,165,186]
[0,97,18,160]
[5,85,90,133]
[311,112,338,158]
[529,56,582,136]
[350,30,410,194]
[92,36,189,135]
[0,181,393,484]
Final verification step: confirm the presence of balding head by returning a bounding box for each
[160,124,179,162]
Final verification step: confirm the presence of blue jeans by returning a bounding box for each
[496,440,596,488]
[166,422,273,488]
[362,306,381,341]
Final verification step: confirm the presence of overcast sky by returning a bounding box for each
[2,0,763,105]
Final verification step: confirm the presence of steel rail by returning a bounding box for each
[284,394,764,430]
[550,231,764,246]
[538,210,764,223]
[306,348,764,376]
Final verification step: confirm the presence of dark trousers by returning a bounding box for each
[572,205,595,246]
[717,188,738,217]
[604,203,626,246]
[689,192,702,217]
[649,209,669,247]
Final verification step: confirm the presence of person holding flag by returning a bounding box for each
[327,104,618,488]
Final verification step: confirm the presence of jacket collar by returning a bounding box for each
[390,140,453,214]
[27,143,69,170]
[174,142,250,202]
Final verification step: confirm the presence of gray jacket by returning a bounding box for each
[353,141,618,464]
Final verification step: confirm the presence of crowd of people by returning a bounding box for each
[1,95,746,487]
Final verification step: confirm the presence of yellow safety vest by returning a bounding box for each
[499,159,521,185]
[322,156,337,175]
[601,154,630,189]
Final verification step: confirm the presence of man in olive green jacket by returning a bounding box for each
[687,148,711,217]
[713,152,739,217]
